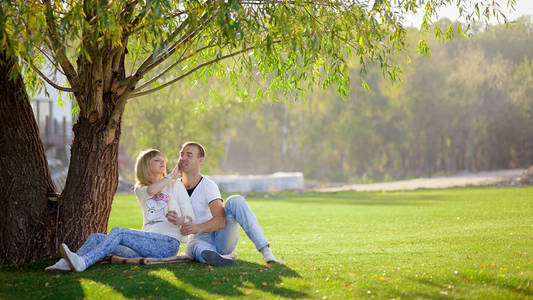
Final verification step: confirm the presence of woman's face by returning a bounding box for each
[149,155,166,176]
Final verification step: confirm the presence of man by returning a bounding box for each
[166,141,278,266]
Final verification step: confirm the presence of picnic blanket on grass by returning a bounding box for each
[102,254,194,265]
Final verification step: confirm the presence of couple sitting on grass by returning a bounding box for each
[46,141,277,272]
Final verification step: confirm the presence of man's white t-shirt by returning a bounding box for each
[188,176,222,224]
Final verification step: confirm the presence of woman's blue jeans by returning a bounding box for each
[77,227,180,267]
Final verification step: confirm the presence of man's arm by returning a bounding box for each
[179,199,226,235]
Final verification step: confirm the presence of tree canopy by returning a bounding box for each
[3,0,515,104]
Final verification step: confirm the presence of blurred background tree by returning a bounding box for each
[123,17,533,183]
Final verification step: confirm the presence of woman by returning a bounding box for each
[45,149,194,272]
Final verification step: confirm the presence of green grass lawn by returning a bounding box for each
[1,187,532,299]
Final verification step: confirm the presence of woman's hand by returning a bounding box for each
[169,162,180,180]
[177,158,185,177]
[166,210,192,226]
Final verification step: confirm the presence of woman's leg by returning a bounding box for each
[80,228,180,267]
[77,233,140,258]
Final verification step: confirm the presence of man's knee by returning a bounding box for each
[186,240,214,263]
[226,195,246,208]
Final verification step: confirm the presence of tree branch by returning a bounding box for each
[134,39,222,92]
[119,0,139,31]
[129,45,256,99]
[126,0,149,33]
[42,0,81,93]
[135,7,218,77]
[29,63,76,92]
[34,47,66,76]
[134,17,191,75]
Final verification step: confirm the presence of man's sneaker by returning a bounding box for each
[221,252,238,260]
[260,246,279,264]
[44,258,71,272]
[201,250,236,267]
[60,243,87,272]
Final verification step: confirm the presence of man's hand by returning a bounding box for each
[180,222,199,235]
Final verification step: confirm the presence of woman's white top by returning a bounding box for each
[134,180,195,243]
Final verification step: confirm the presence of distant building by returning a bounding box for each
[30,97,73,165]
[28,66,72,190]
[28,65,132,192]
[29,63,73,166]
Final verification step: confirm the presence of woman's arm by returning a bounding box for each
[146,163,180,197]
[175,181,196,224]
[166,180,195,226]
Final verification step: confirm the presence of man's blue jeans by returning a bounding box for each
[185,195,269,263]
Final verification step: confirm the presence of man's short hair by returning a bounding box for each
[182,141,205,158]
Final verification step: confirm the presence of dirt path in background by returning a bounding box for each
[314,169,525,192]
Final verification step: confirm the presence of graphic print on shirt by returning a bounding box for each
[145,192,169,222]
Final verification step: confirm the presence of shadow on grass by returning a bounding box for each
[1,258,304,299]
[175,260,305,298]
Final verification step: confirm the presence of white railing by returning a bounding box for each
[208,172,304,193]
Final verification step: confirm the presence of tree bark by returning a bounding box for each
[57,114,121,248]
[0,49,58,264]
[56,51,126,250]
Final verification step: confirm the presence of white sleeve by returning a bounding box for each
[173,181,196,224]
[205,179,222,204]
[134,185,151,203]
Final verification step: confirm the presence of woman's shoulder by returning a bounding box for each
[134,183,147,192]
[134,184,151,201]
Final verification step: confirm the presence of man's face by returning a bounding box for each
[179,145,203,173]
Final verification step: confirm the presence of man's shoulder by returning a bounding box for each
[198,176,221,196]
[200,176,218,187]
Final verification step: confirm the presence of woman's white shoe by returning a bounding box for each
[60,243,87,272]
[44,258,71,272]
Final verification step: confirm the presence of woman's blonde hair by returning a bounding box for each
[135,149,164,186]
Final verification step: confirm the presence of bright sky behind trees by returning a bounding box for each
[405,0,533,27]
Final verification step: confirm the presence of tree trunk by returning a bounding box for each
[57,114,121,249]
[0,49,58,264]
[56,49,126,249]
